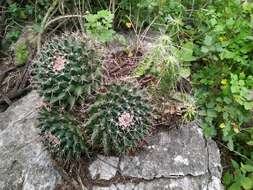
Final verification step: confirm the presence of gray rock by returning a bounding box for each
[0,91,224,190]
[91,124,223,190]
[120,125,209,178]
[0,91,61,190]
[89,155,119,180]
[93,176,213,190]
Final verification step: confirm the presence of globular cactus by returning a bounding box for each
[85,81,152,154]
[32,34,101,109]
[38,106,88,159]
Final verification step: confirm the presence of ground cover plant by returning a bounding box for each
[1,0,253,189]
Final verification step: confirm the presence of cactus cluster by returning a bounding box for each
[32,35,101,109]
[33,34,153,159]
[85,82,152,154]
[38,107,89,159]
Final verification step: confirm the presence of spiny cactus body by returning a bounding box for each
[39,107,88,159]
[85,82,152,154]
[33,34,101,109]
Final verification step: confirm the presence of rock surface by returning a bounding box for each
[0,91,224,190]
[90,125,223,190]
[0,91,61,190]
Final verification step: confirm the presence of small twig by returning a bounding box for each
[217,140,253,164]
[44,15,87,30]
[37,0,59,53]
[0,86,32,105]
[0,66,18,84]
[0,91,12,105]
[50,158,81,190]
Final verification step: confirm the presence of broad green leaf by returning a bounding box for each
[179,67,191,78]
[241,164,253,172]
[223,171,233,186]
[232,160,240,169]
[228,182,241,190]
[180,41,196,62]
[240,177,253,190]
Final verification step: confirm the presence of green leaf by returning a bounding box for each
[240,177,253,190]
[228,182,241,190]
[232,160,240,169]
[179,41,196,62]
[204,35,213,46]
[202,124,217,138]
[223,171,234,186]
[247,141,253,146]
[228,138,234,151]
[206,109,217,118]
[179,67,191,78]
[241,164,253,172]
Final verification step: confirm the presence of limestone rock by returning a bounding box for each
[91,124,224,190]
[89,155,119,180]
[0,91,61,190]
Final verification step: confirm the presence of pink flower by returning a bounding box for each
[118,112,134,129]
[52,56,67,72]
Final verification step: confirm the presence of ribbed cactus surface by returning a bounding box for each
[32,35,101,109]
[38,107,89,159]
[85,82,152,154]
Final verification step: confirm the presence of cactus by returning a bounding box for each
[38,106,88,159]
[32,34,101,109]
[85,82,152,154]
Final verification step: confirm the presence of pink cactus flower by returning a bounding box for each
[52,55,67,72]
[118,112,134,129]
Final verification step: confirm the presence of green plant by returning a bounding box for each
[172,92,198,123]
[32,34,101,109]
[134,35,183,94]
[38,106,89,159]
[223,160,253,190]
[84,10,115,43]
[188,1,253,188]
[14,43,29,66]
[85,81,152,154]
